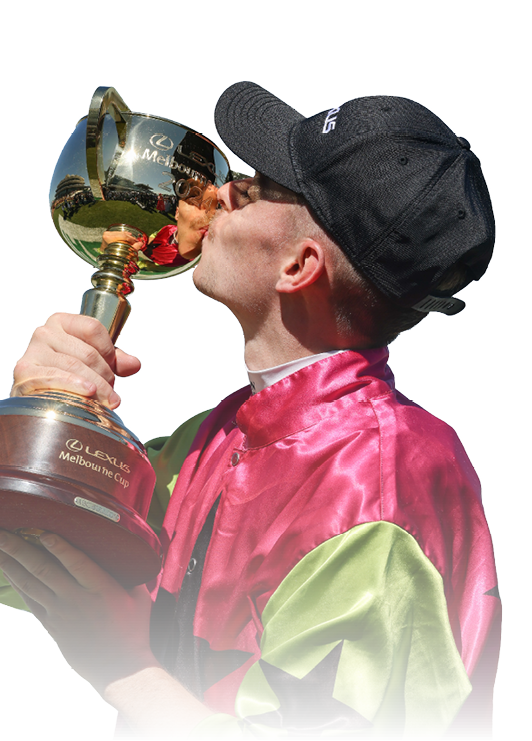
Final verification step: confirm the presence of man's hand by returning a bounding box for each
[0,531,213,737]
[10,313,141,409]
[0,530,156,694]
[102,229,145,253]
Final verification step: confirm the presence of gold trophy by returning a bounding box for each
[0,87,231,586]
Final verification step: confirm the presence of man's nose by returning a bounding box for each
[216,182,233,211]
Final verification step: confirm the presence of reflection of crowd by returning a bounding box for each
[52,187,178,222]
[52,187,95,220]
[102,187,176,216]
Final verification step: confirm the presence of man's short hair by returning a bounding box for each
[330,251,471,347]
[291,196,468,347]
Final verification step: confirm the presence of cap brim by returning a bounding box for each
[215,81,304,192]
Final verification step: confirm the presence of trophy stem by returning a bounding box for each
[80,240,140,344]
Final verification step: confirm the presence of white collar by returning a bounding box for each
[247,350,347,395]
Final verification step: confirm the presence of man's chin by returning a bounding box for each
[192,268,233,315]
[192,263,216,300]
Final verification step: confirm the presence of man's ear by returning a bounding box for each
[276,240,326,294]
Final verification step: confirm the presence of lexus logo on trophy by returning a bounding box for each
[150,134,174,150]
[0,87,232,586]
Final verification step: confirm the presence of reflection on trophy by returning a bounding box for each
[0,87,231,586]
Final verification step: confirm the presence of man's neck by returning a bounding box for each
[239,294,361,371]
[243,333,336,371]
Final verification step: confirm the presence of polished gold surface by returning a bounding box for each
[81,236,140,342]
[7,391,148,452]
[86,87,131,201]
[50,86,231,279]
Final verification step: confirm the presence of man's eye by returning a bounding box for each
[233,179,261,207]
[234,187,252,206]
[247,185,261,201]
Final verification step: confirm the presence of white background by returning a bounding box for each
[0,2,529,738]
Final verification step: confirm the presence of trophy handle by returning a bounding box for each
[83,88,138,343]
[86,86,130,201]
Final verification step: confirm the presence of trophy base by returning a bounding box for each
[0,393,162,587]
[0,469,161,586]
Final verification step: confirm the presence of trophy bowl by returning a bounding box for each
[0,87,231,586]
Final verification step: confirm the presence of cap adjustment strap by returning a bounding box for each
[411,295,466,315]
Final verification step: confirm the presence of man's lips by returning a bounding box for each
[197,209,221,247]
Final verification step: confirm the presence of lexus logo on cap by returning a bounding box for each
[150,134,174,151]
[66,439,83,452]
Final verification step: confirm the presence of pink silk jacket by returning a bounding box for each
[154,348,500,735]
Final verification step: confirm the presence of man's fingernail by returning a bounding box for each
[110,391,121,407]
[39,534,56,547]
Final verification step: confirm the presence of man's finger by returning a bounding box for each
[11,364,98,400]
[0,538,59,609]
[0,530,114,597]
[114,348,142,378]
[38,533,117,592]
[47,314,117,371]
[2,571,48,622]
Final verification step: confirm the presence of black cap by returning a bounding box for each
[215,82,495,312]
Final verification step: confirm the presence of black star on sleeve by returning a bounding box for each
[242,641,372,736]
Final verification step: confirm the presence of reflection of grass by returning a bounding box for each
[52,208,62,231]
[52,202,174,236]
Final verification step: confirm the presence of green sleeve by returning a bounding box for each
[0,573,29,611]
[145,409,211,535]
[192,521,471,739]
[0,409,211,611]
